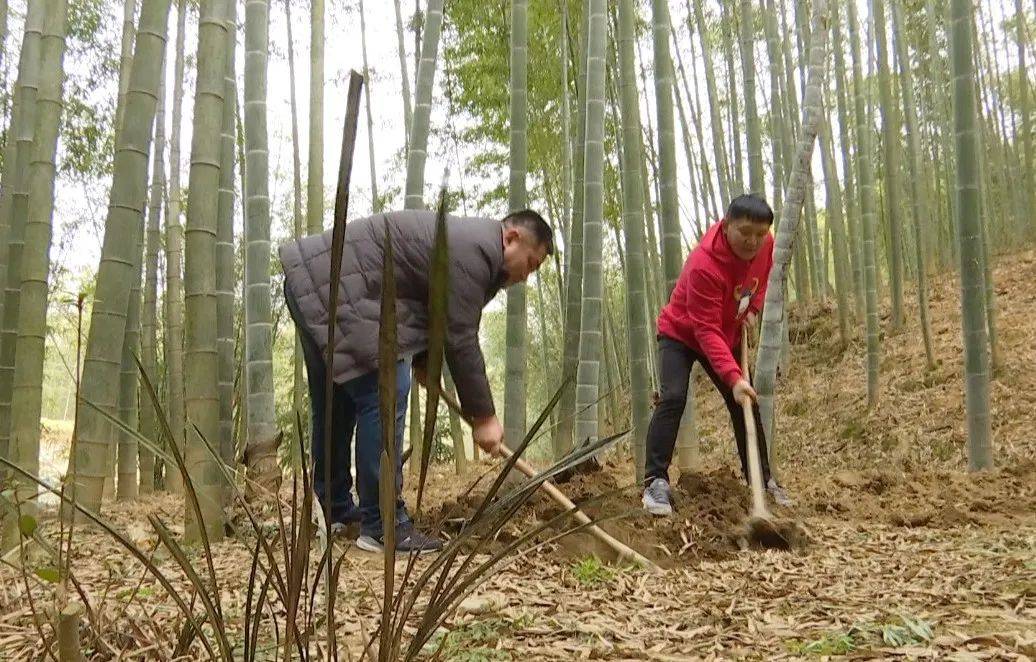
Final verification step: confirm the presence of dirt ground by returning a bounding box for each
[1,251,1034,660]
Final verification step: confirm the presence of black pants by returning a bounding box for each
[644,336,771,486]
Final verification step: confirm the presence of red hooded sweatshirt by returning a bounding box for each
[656,221,774,388]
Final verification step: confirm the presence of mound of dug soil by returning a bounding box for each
[800,459,1036,529]
[426,461,808,567]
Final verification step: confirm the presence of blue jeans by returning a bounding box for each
[285,284,411,538]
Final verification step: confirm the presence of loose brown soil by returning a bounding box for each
[2,251,1035,659]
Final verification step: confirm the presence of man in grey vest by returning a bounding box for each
[279,209,553,553]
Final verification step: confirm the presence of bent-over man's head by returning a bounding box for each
[722,194,773,262]
[500,210,553,286]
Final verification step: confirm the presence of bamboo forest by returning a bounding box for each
[0,0,1033,658]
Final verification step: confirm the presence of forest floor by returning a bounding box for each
[2,250,1035,660]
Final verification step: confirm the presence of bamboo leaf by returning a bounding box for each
[416,185,450,512]
[379,210,399,662]
[18,514,37,538]
[34,566,60,584]
[0,458,219,660]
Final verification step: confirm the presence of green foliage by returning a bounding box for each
[34,566,61,584]
[444,0,576,211]
[796,631,857,655]
[793,616,934,655]
[17,514,37,538]
[570,554,615,587]
[879,615,934,647]
[427,615,533,660]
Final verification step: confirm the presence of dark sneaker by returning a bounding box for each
[766,478,793,507]
[642,478,674,516]
[356,523,444,555]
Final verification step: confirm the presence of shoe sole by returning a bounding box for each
[355,536,441,555]
[642,497,673,517]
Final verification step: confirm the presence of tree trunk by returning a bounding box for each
[573,0,607,449]
[285,0,305,441]
[949,0,992,470]
[114,0,137,134]
[393,0,413,146]
[403,0,444,210]
[848,0,881,408]
[721,2,744,192]
[651,0,682,293]
[890,0,936,370]
[164,0,189,494]
[739,0,764,195]
[617,0,652,481]
[0,0,45,466]
[504,0,528,449]
[872,0,906,331]
[6,0,70,535]
[560,1,572,257]
[307,0,324,233]
[690,0,732,204]
[443,368,467,473]
[831,2,865,318]
[243,0,278,498]
[183,0,232,543]
[754,0,830,453]
[70,0,172,513]
[139,50,166,495]
[818,114,851,347]
[217,0,237,492]
[556,0,590,457]
[358,0,379,212]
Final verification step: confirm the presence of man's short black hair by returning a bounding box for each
[725,193,774,225]
[502,209,554,255]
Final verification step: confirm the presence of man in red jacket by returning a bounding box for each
[642,194,792,516]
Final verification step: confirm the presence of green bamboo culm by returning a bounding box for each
[69,0,172,514]
[1015,0,1035,233]
[216,0,237,487]
[817,114,851,348]
[949,0,993,471]
[890,0,936,371]
[754,0,830,453]
[652,0,681,293]
[616,0,652,481]
[848,0,881,409]
[183,0,233,543]
[872,0,906,331]
[830,2,865,319]
[307,0,324,234]
[400,0,443,470]
[555,0,590,458]
[503,0,529,450]
[113,0,136,136]
[573,0,607,449]
[404,0,444,210]
[359,0,379,212]
[393,0,413,145]
[164,0,189,494]
[5,0,70,543]
[740,0,764,195]
[285,0,306,439]
[243,0,279,495]
[691,0,732,205]
[0,0,46,467]
[139,49,167,495]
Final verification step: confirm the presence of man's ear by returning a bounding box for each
[502,225,521,245]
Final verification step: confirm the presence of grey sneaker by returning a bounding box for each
[356,523,444,555]
[766,478,794,507]
[642,478,674,516]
